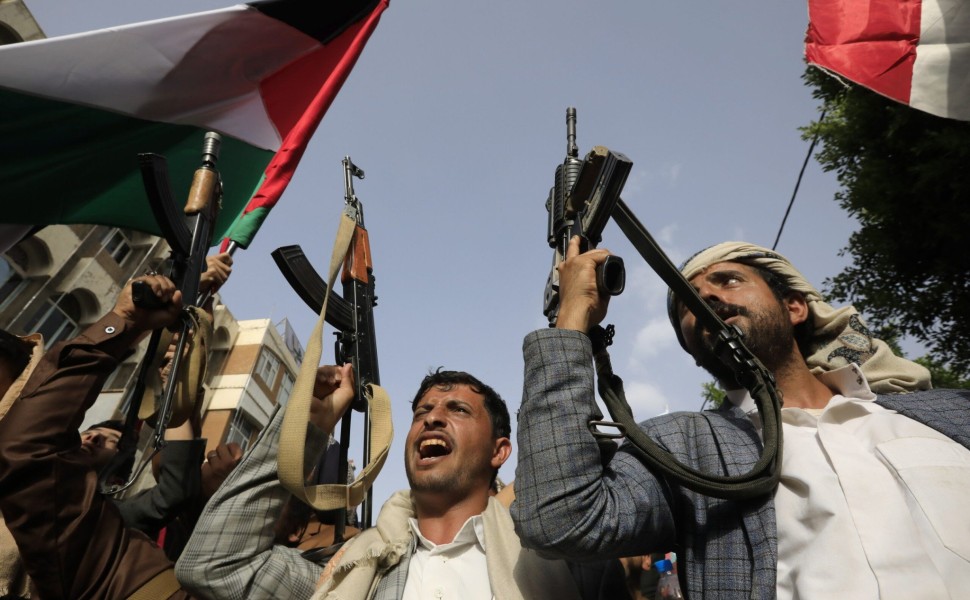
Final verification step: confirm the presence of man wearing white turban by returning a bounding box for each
[669,241,931,394]
[513,237,970,599]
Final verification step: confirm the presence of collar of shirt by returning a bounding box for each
[723,363,875,432]
[408,514,487,554]
[402,514,493,600]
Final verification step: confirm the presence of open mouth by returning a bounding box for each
[417,437,452,463]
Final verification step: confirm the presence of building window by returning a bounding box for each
[255,348,281,388]
[0,257,28,311]
[207,348,229,383]
[24,295,80,348]
[0,23,24,45]
[278,370,295,406]
[225,410,255,452]
[101,228,132,266]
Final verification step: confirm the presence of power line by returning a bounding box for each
[772,109,827,251]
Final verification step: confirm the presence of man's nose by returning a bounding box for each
[422,407,446,428]
[695,281,721,302]
[694,283,730,310]
[680,285,717,322]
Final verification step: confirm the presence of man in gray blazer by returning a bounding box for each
[513,239,970,599]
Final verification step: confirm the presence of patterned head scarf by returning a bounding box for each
[666,241,931,394]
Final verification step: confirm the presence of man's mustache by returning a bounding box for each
[709,301,748,322]
[689,300,749,325]
[689,301,749,343]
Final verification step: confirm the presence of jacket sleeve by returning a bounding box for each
[0,314,176,599]
[115,438,206,537]
[176,404,328,600]
[511,328,677,559]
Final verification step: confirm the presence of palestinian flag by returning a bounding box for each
[805,0,970,121]
[0,0,389,248]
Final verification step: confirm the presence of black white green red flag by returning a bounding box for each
[0,0,389,247]
[805,0,970,121]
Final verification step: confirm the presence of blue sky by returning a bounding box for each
[26,0,859,504]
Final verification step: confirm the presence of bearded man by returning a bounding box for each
[513,238,970,599]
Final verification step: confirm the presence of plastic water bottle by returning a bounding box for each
[654,559,684,600]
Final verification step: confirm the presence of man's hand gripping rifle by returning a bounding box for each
[100,132,224,494]
[544,107,633,345]
[544,108,785,499]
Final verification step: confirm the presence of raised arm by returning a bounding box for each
[511,328,676,559]
[176,364,353,599]
[114,435,206,537]
[512,238,676,559]
[0,275,183,599]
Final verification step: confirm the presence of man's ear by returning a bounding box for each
[785,291,809,326]
[491,437,512,470]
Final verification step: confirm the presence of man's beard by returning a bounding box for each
[405,455,492,498]
[405,464,458,494]
[405,457,475,496]
[689,299,796,387]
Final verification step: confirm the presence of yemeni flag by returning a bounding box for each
[805,0,970,121]
[0,0,389,248]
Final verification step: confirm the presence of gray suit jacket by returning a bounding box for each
[512,328,970,599]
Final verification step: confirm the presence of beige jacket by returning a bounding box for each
[313,490,581,600]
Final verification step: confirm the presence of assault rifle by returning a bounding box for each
[100,132,224,494]
[542,108,784,499]
[543,107,632,327]
[272,156,380,541]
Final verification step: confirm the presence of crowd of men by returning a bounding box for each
[0,236,968,599]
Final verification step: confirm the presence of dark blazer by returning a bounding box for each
[115,439,205,538]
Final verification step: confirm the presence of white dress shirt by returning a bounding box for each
[401,514,493,600]
[727,364,970,599]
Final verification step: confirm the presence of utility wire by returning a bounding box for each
[772,109,827,250]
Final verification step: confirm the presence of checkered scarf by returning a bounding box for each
[666,241,931,393]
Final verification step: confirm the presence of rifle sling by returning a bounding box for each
[593,344,781,499]
[278,212,392,511]
[137,307,213,428]
[596,199,782,500]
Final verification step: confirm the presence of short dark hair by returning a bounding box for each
[411,369,511,440]
[85,419,125,434]
[0,329,31,378]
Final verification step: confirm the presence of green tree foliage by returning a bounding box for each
[701,381,726,410]
[915,357,970,390]
[876,325,970,388]
[802,67,970,379]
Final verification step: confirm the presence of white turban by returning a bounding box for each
[666,242,931,394]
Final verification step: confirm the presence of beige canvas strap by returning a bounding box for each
[127,567,180,600]
[137,306,213,428]
[278,212,392,510]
